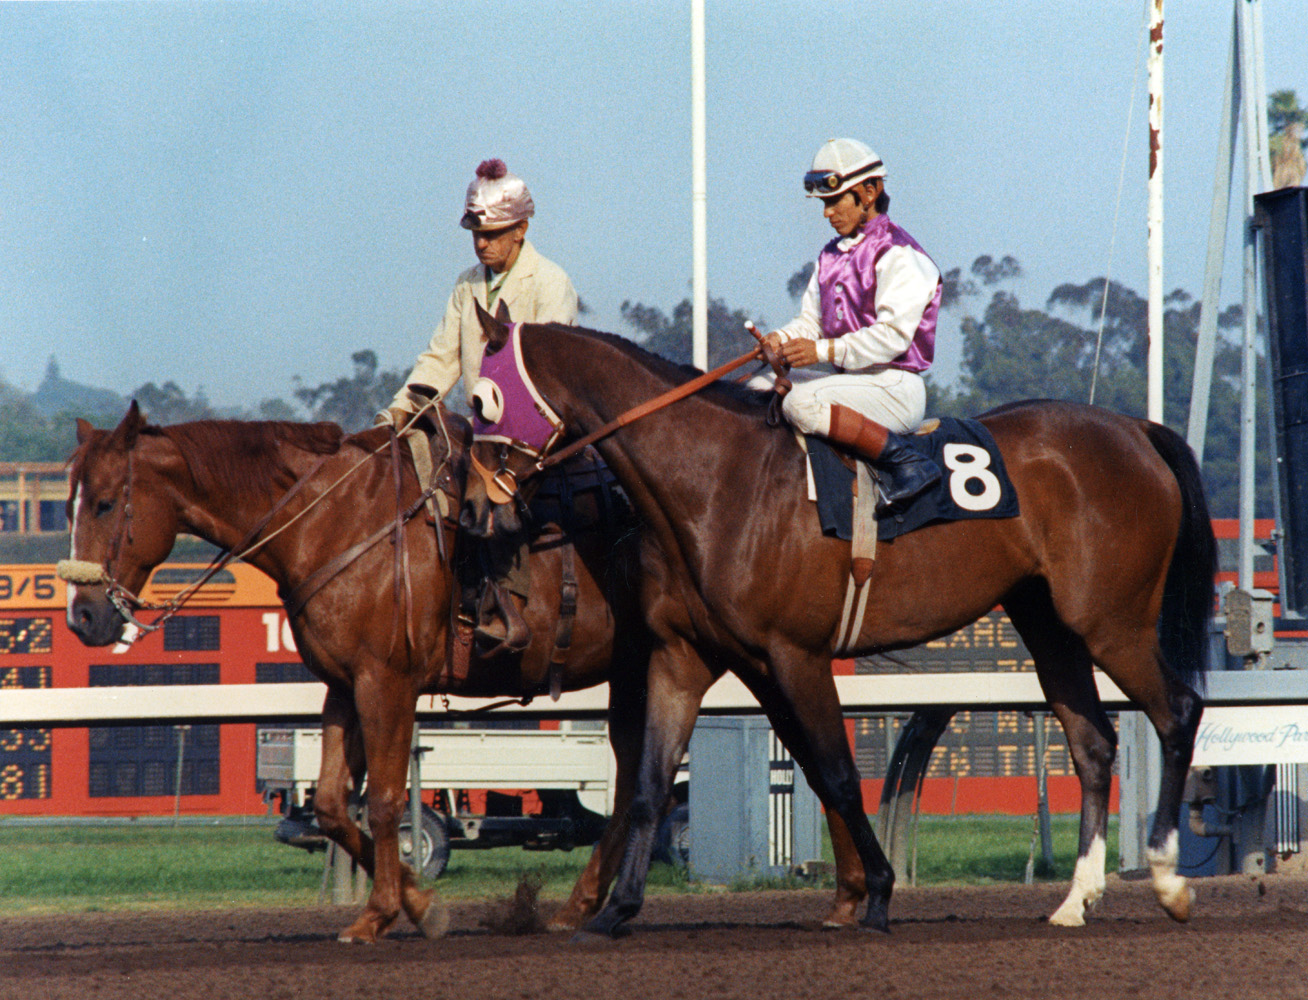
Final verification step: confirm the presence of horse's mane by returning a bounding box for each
[147,420,344,498]
[544,323,776,417]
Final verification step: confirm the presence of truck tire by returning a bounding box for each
[399,806,451,880]
[655,802,690,868]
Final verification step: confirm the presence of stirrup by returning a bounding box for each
[474,582,530,655]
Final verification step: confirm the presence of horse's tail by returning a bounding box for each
[1146,422,1218,692]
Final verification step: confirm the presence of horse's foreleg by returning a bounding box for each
[583,644,711,939]
[338,676,439,944]
[751,655,894,933]
[549,668,645,932]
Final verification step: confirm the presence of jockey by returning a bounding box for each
[379,160,579,652]
[763,138,942,510]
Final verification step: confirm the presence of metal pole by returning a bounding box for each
[691,0,708,371]
[1146,0,1165,424]
[1237,0,1270,591]
[172,724,189,826]
[1187,3,1241,461]
[409,724,424,877]
[1035,714,1053,870]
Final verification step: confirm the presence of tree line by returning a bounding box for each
[2,254,1266,519]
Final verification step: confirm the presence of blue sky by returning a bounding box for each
[2,1,1305,407]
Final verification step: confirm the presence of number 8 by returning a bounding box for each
[943,443,1002,511]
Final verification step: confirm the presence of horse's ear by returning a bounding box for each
[75,418,95,445]
[475,299,511,354]
[109,400,145,449]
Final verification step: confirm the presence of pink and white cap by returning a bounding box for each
[460,159,536,231]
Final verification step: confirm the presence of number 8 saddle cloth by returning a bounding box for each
[806,416,1020,542]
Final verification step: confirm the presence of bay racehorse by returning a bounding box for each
[62,403,651,942]
[465,312,1216,935]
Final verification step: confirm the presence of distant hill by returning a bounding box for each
[30,356,126,419]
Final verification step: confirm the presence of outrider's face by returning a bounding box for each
[473,222,526,273]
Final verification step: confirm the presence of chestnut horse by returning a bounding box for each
[466,313,1216,936]
[62,403,649,943]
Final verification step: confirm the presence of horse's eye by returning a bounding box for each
[94,498,115,518]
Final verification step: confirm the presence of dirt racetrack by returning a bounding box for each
[3,874,1307,1000]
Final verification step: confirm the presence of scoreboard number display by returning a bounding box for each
[0,663,52,800]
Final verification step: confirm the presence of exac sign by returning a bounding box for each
[1192,707,1308,766]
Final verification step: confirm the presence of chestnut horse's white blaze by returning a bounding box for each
[1048,834,1107,927]
[64,480,85,632]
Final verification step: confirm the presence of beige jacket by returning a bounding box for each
[389,240,578,413]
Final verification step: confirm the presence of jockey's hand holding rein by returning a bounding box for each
[758,330,820,368]
[776,336,819,368]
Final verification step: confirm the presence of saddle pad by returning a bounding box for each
[807,416,1019,542]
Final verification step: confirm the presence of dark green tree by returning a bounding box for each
[130,381,216,424]
[928,256,1266,517]
[619,296,758,369]
[293,349,404,432]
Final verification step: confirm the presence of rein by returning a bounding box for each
[59,401,450,638]
[533,346,764,473]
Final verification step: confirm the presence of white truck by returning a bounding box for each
[256,723,620,878]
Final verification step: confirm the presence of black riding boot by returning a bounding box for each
[826,404,942,511]
[873,431,942,510]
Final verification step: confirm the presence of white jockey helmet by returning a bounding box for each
[803,138,885,198]
[460,159,536,231]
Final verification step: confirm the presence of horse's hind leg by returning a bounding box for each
[1005,593,1116,926]
[1091,630,1202,922]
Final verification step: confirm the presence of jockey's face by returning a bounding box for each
[473,221,528,273]
[821,179,881,238]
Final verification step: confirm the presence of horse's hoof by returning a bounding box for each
[1156,883,1194,923]
[822,900,859,928]
[416,897,451,938]
[337,926,378,945]
[858,900,891,935]
[578,911,632,940]
[1047,902,1088,927]
[546,906,589,933]
[337,909,396,944]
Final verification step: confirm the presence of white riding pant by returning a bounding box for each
[775,368,926,436]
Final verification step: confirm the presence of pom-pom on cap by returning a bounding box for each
[461,159,535,230]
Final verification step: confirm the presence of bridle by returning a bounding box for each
[58,401,453,639]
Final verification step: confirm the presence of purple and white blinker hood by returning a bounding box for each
[470,323,564,456]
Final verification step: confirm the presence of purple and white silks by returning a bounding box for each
[816,214,939,374]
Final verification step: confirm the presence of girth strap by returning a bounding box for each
[547,533,579,701]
